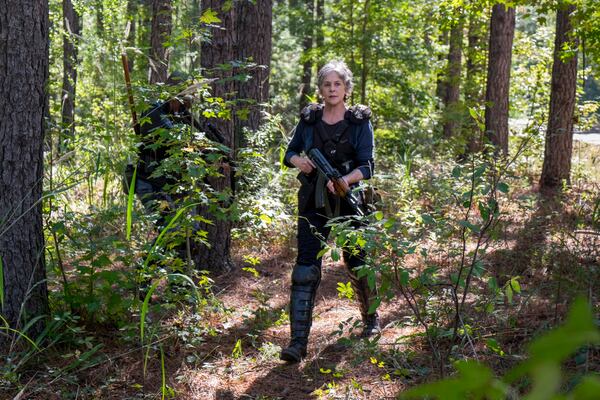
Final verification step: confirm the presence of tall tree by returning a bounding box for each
[540,3,578,189]
[60,0,81,152]
[359,0,371,104]
[0,0,50,340]
[197,0,272,272]
[125,0,137,72]
[464,3,488,153]
[236,0,272,131]
[148,0,173,84]
[292,0,315,110]
[315,0,324,70]
[199,0,236,273]
[443,13,464,138]
[484,3,515,155]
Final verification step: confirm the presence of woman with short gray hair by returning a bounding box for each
[280,60,379,363]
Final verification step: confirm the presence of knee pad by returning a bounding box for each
[291,264,321,287]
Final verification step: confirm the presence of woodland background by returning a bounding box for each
[0,0,599,398]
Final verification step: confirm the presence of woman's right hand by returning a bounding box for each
[290,155,315,174]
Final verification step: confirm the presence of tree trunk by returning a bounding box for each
[299,0,314,110]
[126,0,137,72]
[199,0,237,273]
[235,0,272,131]
[464,8,487,153]
[315,0,324,70]
[0,0,50,342]
[360,0,370,104]
[435,30,449,105]
[148,0,173,84]
[540,3,578,189]
[443,14,464,138]
[95,0,104,38]
[484,3,515,155]
[60,0,81,153]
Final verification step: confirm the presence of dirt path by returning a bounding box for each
[174,255,418,399]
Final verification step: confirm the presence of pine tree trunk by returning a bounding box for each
[126,0,137,72]
[198,0,236,273]
[148,0,173,84]
[484,4,515,155]
[360,0,370,104]
[0,0,50,342]
[315,0,324,70]
[540,3,578,189]
[443,15,464,138]
[299,0,314,110]
[435,30,449,105]
[464,8,487,153]
[60,0,81,153]
[95,0,104,38]
[235,0,272,131]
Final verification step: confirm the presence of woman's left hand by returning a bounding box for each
[327,177,350,194]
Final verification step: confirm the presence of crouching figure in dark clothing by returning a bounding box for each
[129,72,226,261]
[280,60,380,363]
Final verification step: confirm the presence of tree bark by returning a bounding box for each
[435,30,449,105]
[484,3,515,155]
[0,0,50,341]
[360,0,370,104]
[235,0,272,131]
[540,3,578,189]
[299,0,314,110]
[199,0,237,273]
[443,14,464,138]
[60,0,81,153]
[126,0,137,72]
[148,0,173,84]
[315,0,324,71]
[464,8,487,153]
[95,0,104,38]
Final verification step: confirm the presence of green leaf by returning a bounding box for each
[498,182,509,194]
[421,214,435,225]
[452,166,461,178]
[368,297,381,315]
[510,277,521,294]
[200,8,221,24]
[374,211,384,221]
[232,338,243,358]
[478,201,490,220]
[400,270,409,286]
[468,107,479,121]
[316,248,329,259]
[458,219,480,233]
[259,214,272,224]
[572,376,600,400]
[505,284,513,304]
[506,298,600,383]
[331,248,340,262]
[126,165,137,241]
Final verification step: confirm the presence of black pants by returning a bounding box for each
[296,199,364,270]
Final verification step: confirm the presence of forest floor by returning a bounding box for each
[2,145,599,400]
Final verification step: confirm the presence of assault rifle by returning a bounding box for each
[308,148,364,217]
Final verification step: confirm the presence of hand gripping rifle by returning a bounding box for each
[308,148,364,217]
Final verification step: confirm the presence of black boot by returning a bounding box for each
[280,264,321,363]
[348,267,381,338]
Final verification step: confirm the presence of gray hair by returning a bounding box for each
[317,60,353,94]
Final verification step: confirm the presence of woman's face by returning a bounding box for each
[319,72,347,107]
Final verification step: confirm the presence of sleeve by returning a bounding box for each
[140,102,173,136]
[284,121,305,168]
[354,121,375,180]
